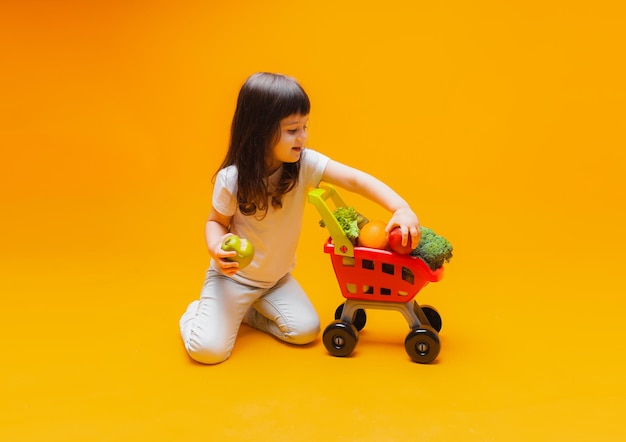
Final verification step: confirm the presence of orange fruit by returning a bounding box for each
[358,220,389,249]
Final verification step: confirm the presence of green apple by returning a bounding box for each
[221,235,255,269]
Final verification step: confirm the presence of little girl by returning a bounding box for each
[180,72,420,364]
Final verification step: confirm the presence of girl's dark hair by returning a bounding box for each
[217,72,311,217]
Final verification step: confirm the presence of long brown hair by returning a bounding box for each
[216,73,311,217]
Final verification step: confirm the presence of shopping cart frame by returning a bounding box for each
[308,184,445,363]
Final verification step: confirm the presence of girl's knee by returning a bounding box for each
[184,338,232,365]
[181,320,233,364]
[186,347,230,365]
[180,299,236,364]
[290,316,320,345]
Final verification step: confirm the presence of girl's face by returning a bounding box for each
[267,114,309,173]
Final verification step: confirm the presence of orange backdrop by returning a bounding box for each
[2,1,625,440]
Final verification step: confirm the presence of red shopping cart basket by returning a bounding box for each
[323,237,443,302]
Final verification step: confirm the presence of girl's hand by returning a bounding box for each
[211,233,240,276]
[386,207,421,248]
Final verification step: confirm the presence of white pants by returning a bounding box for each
[180,268,320,364]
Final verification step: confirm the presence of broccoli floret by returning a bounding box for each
[319,206,368,244]
[410,226,453,270]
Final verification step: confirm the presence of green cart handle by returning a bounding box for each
[307,184,354,257]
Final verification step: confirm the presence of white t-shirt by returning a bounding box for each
[211,148,330,288]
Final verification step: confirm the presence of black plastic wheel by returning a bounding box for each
[323,320,358,357]
[335,303,367,331]
[405,326,440,364]
[419,305,442,332]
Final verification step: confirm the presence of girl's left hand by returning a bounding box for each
[386,207,420,248]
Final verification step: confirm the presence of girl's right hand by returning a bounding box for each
[212,233,240,276]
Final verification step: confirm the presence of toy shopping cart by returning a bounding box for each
[308,185,445,363]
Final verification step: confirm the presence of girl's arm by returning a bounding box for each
[321,159,420,247]
[206,208,240,275]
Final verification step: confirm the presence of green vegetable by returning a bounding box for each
[319,206,369,244]
[410,227,453,270]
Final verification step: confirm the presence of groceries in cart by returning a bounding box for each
[320,203,452,269]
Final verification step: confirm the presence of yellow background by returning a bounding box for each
[2,0,625,440]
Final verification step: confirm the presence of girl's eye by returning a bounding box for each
[287,126,307,135]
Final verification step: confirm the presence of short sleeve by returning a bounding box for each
[300,148,330,188]
[212,166,238,216]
